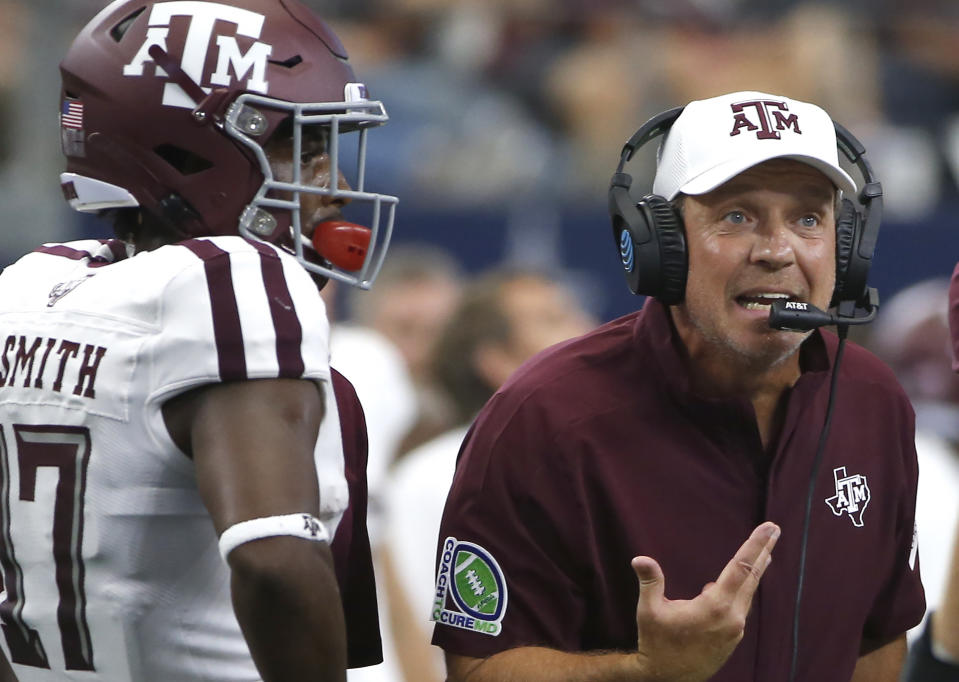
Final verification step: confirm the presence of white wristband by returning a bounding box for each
[218,513,329,561]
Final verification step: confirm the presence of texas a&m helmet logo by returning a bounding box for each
[122,1,273,109]
[729,99,802,140]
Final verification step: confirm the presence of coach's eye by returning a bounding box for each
[724,211,746,224]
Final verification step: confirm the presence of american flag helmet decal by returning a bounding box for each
[61,98,84,130]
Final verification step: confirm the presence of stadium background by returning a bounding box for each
[1,0,956,323]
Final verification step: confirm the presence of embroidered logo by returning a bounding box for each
[48,276,93,307]
[619,230,635,272]
[301,515,322,537]
[825,466,870,527]
[123,1,273,109]
[432,537,507,636]
[729,99,802,139]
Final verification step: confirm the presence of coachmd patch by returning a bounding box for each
[432,537,507,636]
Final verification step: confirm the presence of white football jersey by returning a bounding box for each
[0,237,347,681]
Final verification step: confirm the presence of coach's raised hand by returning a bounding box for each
[631,522,781,682]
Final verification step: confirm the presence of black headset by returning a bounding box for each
[608,106,883,310]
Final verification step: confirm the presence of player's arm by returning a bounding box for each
[165,377,346,682]
[445,523,780,682]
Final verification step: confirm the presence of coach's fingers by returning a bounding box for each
[632,555,666,612]
[714,522,780,608]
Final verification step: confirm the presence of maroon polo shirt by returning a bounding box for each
[330,368,383,668]
[950,262,959,372]
[432,298,925,680]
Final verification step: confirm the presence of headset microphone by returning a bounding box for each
[768,288,879,332]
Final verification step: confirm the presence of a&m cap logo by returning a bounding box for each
[729,99,802,140]
[432,537,507,637]
[123,1,274,109]
[825,466,871,527]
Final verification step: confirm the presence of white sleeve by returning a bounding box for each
[149,237,331,398]
[143,237,348,533]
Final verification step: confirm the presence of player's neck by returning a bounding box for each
[112,209,181,254]
[132,232,171,254]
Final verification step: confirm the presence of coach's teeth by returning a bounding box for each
[739,293,792,311]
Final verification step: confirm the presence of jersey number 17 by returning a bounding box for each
[0,424,95,672]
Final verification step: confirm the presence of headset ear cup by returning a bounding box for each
[609,177,652,296]
[641,195,687,305]
[832,198,858,307]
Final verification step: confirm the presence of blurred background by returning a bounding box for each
[3,1,957,680]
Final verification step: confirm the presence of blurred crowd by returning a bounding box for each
[3,1,959,228]
[1,0,958,680]
[315,0,959,213]
[2,0,958,313]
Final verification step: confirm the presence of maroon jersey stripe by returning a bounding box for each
[36,244,103,261]
[34,243,125,268]
[35,245,94,261]
[180,240,247,381]
[247,241,305,378]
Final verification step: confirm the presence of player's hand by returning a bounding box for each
[630,521,780,682]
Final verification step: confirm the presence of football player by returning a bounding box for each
[0,1,396,680]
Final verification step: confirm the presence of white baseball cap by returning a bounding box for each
[651,91,857,200]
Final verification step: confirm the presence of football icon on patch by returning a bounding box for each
[449,542,507,621]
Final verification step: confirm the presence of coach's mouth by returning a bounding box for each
[735,291,801,312]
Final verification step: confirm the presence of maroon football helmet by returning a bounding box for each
[59,0,397,288]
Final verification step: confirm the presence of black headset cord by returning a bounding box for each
[787,324,849,682]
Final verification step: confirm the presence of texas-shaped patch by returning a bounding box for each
[825,466,870,527]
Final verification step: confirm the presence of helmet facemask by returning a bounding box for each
[228,86,397,289]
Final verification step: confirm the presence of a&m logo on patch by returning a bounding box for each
[825,466,871,528]
[432,537,507,636]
